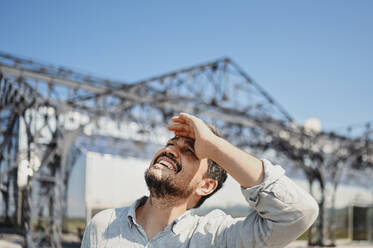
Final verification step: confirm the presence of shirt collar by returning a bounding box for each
[127,196,148,228]
[126,196,194,234]
[171,210,193,235]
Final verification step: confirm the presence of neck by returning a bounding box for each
[136,195,190,240]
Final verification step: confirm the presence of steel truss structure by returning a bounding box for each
[0,51,372,247]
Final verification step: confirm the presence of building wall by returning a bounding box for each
[67,151,86,218]
[85,152,150,222]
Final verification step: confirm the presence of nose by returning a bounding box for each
[164,145,179,159]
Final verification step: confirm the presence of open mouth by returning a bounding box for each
[153,154,181,173]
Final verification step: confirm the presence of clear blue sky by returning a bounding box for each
[1,1,372,132]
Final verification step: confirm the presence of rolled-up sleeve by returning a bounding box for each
[218,159,319,248]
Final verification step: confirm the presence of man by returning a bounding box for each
[81,113,318,248]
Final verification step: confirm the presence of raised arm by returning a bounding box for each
[169,113,319,247]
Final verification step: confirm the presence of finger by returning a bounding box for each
[174,130,194,139]
[169,126,193,138]
[179,112,206,133]
[179,112,193,120]
[179,112,197,119]
[168,124,190,132]
[171,116,186,124]
[178,113,196,126]
[174,130,187,135]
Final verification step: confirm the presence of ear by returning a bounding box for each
[195,178,218,197]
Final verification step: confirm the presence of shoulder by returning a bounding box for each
[204,209,228,219]
[187,209,244,245]
[196,209,237,230]
[82,206,131,247]
[92,209,115,222]
[90,206,130,229]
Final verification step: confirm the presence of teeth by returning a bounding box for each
[159,159,173,170]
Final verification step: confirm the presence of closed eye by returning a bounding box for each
[186,149,194,154]
[183,147,197,158]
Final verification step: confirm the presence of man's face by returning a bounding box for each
[145,136,209,199]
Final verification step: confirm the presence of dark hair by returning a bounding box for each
[193,126,227,208]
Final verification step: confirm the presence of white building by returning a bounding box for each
[15,108,373,223]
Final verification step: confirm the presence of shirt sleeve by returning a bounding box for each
[81,219,97,248]
[216,159,319,248]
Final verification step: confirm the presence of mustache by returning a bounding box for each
[153,152,182,173]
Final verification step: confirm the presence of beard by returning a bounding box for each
[144,168,193,199]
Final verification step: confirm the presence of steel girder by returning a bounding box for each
[0,51,372,247]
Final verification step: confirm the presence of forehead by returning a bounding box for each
[168,136,195,147]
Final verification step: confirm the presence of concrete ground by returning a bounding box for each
[0,240,21,248]
[287,240,373,248]
[0,233,23,248]
[0,233,80,248]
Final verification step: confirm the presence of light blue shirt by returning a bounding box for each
[81,159,319,248]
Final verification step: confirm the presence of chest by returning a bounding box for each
[100,228,217,248]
